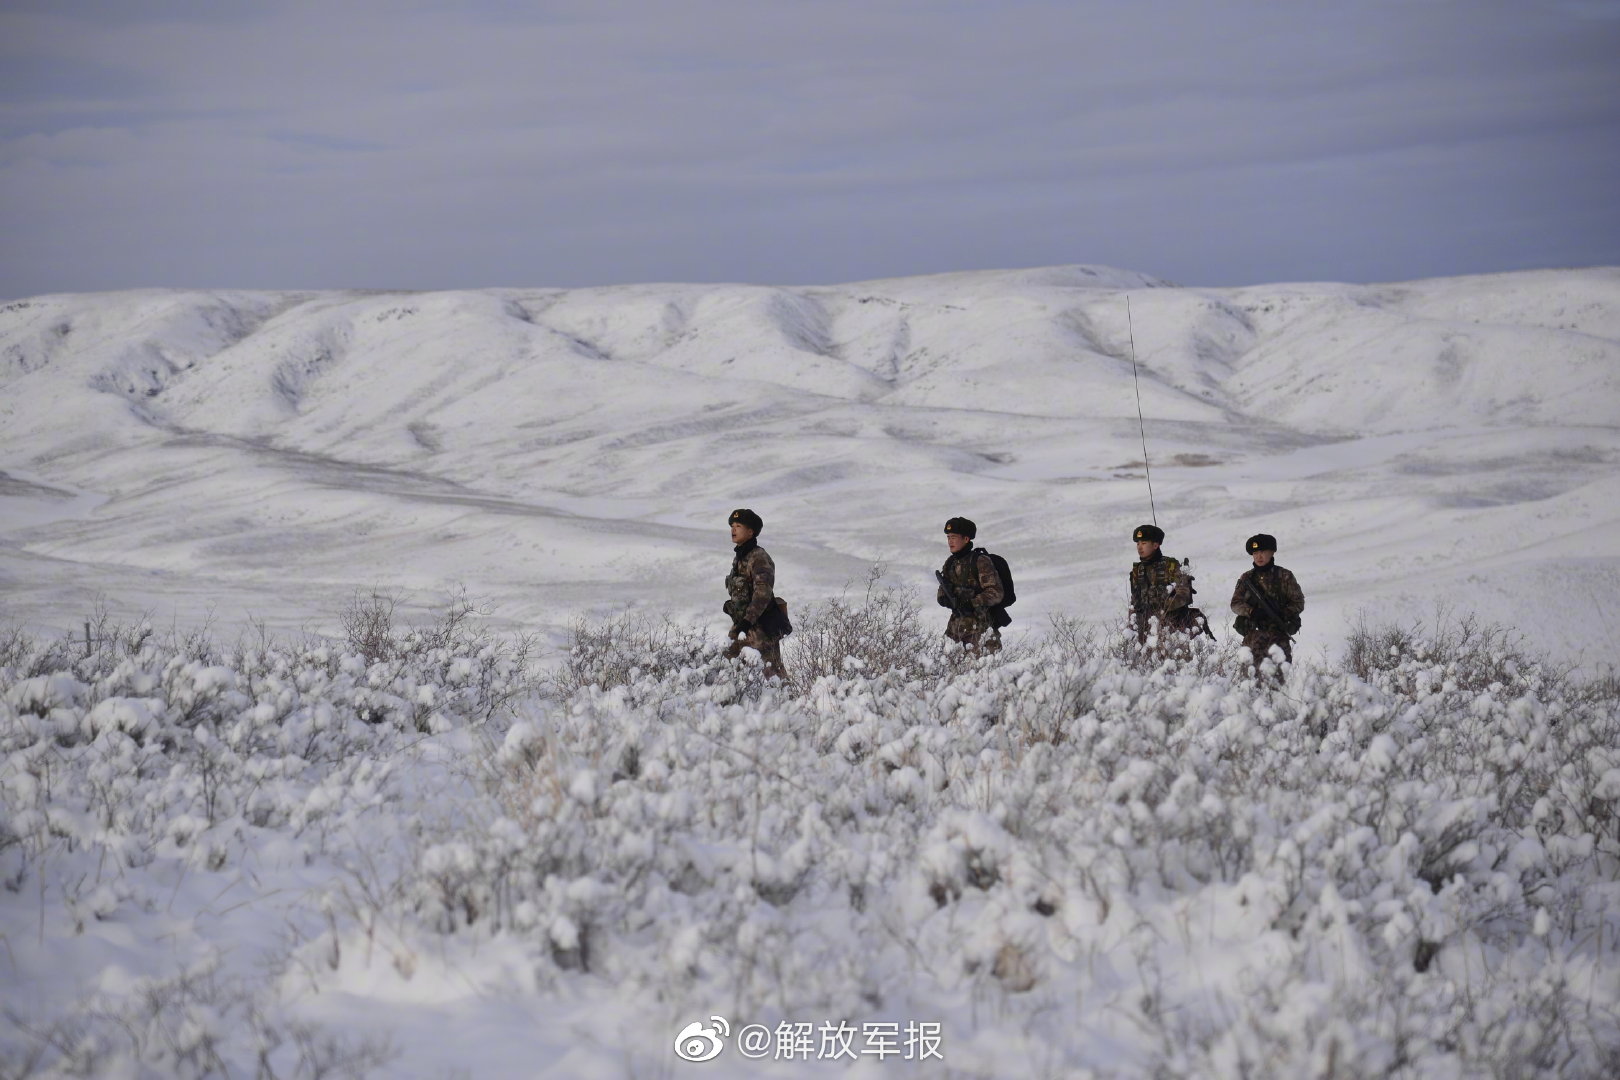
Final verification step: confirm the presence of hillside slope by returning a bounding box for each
[2,265,1618,666]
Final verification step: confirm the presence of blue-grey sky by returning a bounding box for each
[3,0,1617,297]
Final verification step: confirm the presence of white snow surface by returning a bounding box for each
[2,264,1620,1079]
[2,263,1618,667]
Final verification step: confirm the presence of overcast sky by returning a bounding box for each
[2,0,1617,298]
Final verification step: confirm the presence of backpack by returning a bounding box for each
[980,551,1016,627]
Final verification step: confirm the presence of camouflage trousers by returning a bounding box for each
[946,613,1002,654]
[1242,630,1293,679]
[726,628,788,681]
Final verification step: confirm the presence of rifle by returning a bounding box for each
[1242,573,1295,638]
[935,570,975,617]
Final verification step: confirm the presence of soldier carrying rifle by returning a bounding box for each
[1129,524,1209,644]
[936,516,1006,653]
[1230,532,1305,677]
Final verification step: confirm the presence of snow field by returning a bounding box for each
[2,605,1617,1077]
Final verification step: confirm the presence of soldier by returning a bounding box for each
[1230,533,1305,676]
[935,516,1006,653]
[1128,523,1201,643]
[723,508,789,680]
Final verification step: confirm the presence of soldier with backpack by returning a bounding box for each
[1128,524,1210,644]
[1230,533,1304,676]
[723,508,790,680]
[936,516,1013,653]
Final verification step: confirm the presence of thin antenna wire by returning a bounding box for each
[1125,294,1157,525]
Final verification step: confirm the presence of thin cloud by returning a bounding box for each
[0,0,1616,297]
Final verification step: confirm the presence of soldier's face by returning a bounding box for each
[730,522,753,544]
[1136,540,1159,559]
[1251,549,1273,567]
[946,532,970,553]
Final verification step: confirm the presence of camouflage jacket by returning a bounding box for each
[724,539,777,629]
[1230,564,1304,632]
[1129,552,1192,630]
[937,546,1005,644]
[936,546,1004,616]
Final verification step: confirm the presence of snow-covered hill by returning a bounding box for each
[3,265,1619,666]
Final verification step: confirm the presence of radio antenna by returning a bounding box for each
[1125,294,1157,525]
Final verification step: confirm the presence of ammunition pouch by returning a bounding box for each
[1234,614,1252,635]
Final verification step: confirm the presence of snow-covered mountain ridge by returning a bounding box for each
[2,264,1618,665]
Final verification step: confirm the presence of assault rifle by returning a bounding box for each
[1242,573,1296,638]
[935,570,976,617]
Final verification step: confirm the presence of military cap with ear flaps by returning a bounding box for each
[1133,524,1164,544]
[943,516,977,539]
[1246,534,1277,553]
[728,508,763,534]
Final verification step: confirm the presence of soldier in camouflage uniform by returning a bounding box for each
[1128,523,1200,643]
[1230,533,1304,676]
[723,508,788,680]
[936,516,1005,653]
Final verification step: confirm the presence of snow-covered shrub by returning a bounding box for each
[0,607,529,893]
[335,586,537,726]
[4,608,1618,1077]
[339,588,401,665]
[2,955,396,1079]
[551,608,714,697]
[1345,606,1562,698]
[0,625,34,671]
[789,566,960,686]
[347,613,1620,1076]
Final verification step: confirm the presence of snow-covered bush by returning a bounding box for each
[0,607,530,967]
[1345,605,1561,697]
[551,608,713,698]
[3,956,396,1079]
[3,606,1617,1077]
[788,566,955,686]
[337,586,538,725]
[331,612,1617,1076]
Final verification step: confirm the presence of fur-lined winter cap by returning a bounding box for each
[728,508,763,534]
[943,516,977,539]
[1246,533,1277,553]
[1133,524,1164,544]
